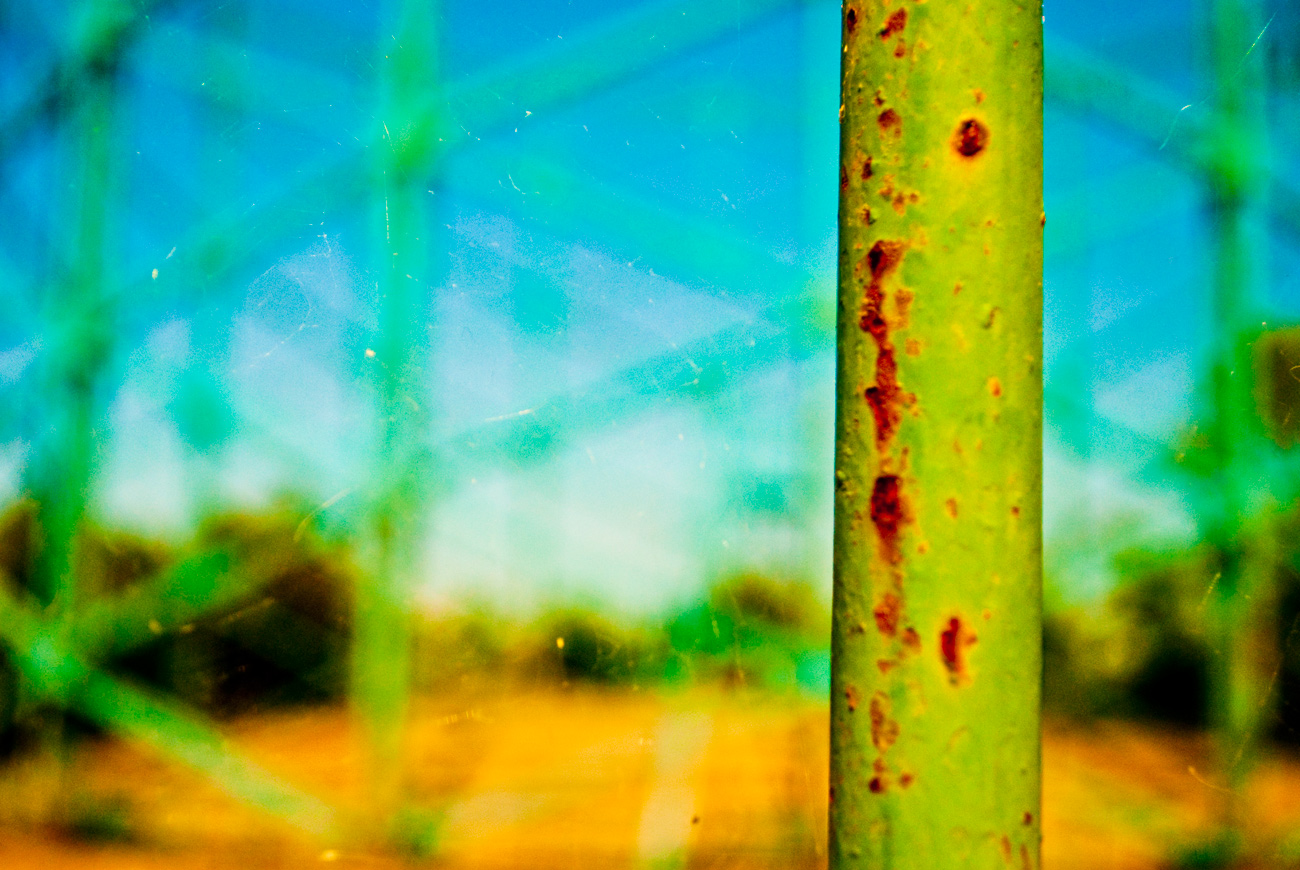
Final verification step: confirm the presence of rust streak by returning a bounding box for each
[878,8,907,39]
[873,591,901,636]
[869,692,899,751]
[869,475,904,563]
[858,240,907,447]
[940,616,977,683]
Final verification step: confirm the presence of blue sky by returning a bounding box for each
[1,0,1296,612]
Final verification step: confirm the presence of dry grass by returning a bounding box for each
[2,691,1300,868]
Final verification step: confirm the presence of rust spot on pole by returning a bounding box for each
[878,109,902,138]
[869,692,899,751]
[869,475,905,563]
[864,363,900,443]
[953,118,989,157]
[867,239,904,278]
[939,616,977,683]
[879,9,907,39]
[874,591,901,636]
[859,241,908,446]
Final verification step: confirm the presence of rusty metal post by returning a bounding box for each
[830,2,1044,867]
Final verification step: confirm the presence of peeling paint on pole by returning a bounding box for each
[830,2,1043,868]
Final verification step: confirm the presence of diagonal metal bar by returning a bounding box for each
[435,145,1168,480]
[215,597,349,693]
[1045,31,1300,242]
[66,550,350,699]
[52,541,350,697]
[436,0,813,138]
[104,0,812,310]
[67,550,264,660]
[0,581,346,840]
[446,142,821,305]
[1045,32,1211,171]
[0,0,176,161]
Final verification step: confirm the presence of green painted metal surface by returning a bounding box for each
[830,2,1043,867]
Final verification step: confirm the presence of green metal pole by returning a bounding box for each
[353,0,439,839]
[33,0,132,613]
[1203,0,1273,846]
[830,2,1043,868]
[20,0,129,802]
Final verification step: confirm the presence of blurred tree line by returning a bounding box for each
[1047,328,1300,742]
[0,497,830,757]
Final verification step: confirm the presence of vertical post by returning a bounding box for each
[33,0,131,614]
[354,0,439,834]
[1203,0,1272,842]
[830,2,1043,868]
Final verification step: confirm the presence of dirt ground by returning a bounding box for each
[1,690,1299,868]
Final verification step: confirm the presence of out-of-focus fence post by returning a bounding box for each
[1204,0,1274,846]
[33,0,132,614]
[354,0,440,848]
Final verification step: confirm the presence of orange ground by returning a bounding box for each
[1,690,1299,868]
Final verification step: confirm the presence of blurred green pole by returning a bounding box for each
[354,0,439,838]
[33,0,133,613]
[829,3,1043,868]
[1204,0,1273,841]
[18,0,132,827]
